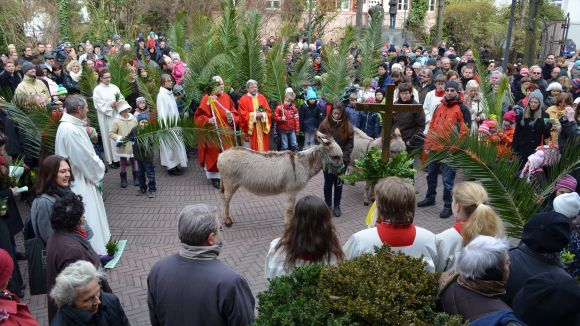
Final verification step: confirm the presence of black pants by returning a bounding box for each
[323,171,343,208]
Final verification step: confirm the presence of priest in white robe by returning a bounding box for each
[93,70,123,166]
[55,95,110,255]
[156,74,188,174]
[343,177,437,273]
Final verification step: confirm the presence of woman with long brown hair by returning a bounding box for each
[265,195,344,279]
[318,102,354,217]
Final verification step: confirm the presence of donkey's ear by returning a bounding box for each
[316,131,329,145]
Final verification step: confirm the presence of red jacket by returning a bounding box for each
[424,96,469,152]
[0,290,39,325]
[274,103,300,132]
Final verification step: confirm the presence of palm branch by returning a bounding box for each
[289,54,313,90]
[0,86,14,103]
[472,48,512,125]
[357,11,384,85]
[135,76,159,115]
[167,11,189,62]
[236,10,265,90]
[263,40,288,106]
[425,131,580,238]
[79,63,100,134]
[320,44,354,104]
[214,0,240,58]
[104,51,135,98]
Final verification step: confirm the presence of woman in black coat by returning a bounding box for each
[512,89,552,165]
[0,131,24,298]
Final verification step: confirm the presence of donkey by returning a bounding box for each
[217,131,343,226]
[349,127,406,205]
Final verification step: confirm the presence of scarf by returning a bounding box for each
[179,243,223,260]
[69,70,82,82]
[74,226,87,238]
[435,90,445,97]
[438,270,506,297]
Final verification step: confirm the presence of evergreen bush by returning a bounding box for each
[255,246,463,325]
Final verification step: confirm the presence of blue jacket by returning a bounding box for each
[299,102,325,132]
[345,104,360,128]
[357,111,382,138]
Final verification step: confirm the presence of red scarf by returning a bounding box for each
[435,90,445,97]
[74,227,87,238]
[377,223,416,247]
[453,220,464,235]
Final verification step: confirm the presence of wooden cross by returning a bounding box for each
[355,84,424,162]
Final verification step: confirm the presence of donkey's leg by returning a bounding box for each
[284,193,297,225]
[363,182,370,206]
[222,181,239,227]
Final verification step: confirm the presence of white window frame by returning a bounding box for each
[398,0,409,11]
[265,0,281,10]
[339,0,351,11]
[428,0,436,12]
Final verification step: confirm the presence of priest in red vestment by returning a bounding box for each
[194,76,239,189]
[237,80,272,152]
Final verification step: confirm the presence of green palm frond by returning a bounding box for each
[79,63,100,134]
[263,40,288,106]
[215,0,240,57]
[136,76,159,114]
[320,44,354,103]
[339,25,356,55]
[540,138,580,198]
[104,51,135,98]
[237,10,265,90]
[472,48,512,125]
[425,131,541,238]
[357,11,384,84]
[289,54,313,90]
[0,86,14,103]
[167,11,189,61]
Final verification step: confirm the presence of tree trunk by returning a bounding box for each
[435,0,445,46]
[524,0,540,66]
[356,0,363,27]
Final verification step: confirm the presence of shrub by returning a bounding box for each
[255,246,463,325]
[340,148,416,185]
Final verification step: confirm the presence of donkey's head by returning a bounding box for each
[316,131,344,169]
[390,128,406,157]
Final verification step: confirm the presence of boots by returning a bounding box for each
[120,172,128,188]
[132,171,139,186]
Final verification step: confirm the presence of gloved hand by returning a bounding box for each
[116,140,124,147]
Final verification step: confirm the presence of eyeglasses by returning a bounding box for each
[532,72,541,75]
[445,89,457,92]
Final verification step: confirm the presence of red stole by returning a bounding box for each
[377,223,417,247]
[453,220,464,235]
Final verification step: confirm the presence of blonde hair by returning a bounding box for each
[452,182,504,246]
[375,177,415,225]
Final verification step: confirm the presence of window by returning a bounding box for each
[266,0,281,9]
[428,0,436,11]
[339,0,350,11]
[398,0,409,11]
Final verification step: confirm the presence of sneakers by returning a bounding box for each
[148,191,156,198]
[136,189,146,196]
[439,208,453,219]
[333,206,342,217]
[417,198,436,207]
[211,179,220,189]
[168,167,184,175]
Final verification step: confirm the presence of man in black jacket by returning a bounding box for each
[0,60,21,95]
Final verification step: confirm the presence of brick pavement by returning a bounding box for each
[18,154,454,325]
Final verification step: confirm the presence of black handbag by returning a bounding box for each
[23,217,47,295]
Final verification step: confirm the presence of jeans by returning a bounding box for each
[138,161,156,192]
[323,170,343,208]
[304,131,316,148]
[390,14,396,29]
[425,160,456,209]
[279,131,299,151]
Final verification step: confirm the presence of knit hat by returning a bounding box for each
[426,59,437,66]
[553,192,580,218]
[43,52,55,60]
[576,60,580,66]
[172,84,185,97]
[0,248,14,288]
[116,100,132,113]
[445,80,460,92]
[137,113,149,122]
[502,110,516,124]
[465,79,479,90]
[136,97,146,105]
[388,45,396,53]
[412,62,422,69]
[546,82,563,92]
[512,271,580,326]
[519,67,529,76]
[311,52,320,60]
[528,89,544,106]
[554,174,577,193]
[56,85,68,96]
[478,123,490,135]
[305,88,317,101]
[171,53,180,61]
[21,61,35,74]
[522,212,571,253]
[112,34,121,41]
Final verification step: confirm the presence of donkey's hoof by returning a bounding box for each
[363,201,369,206]
[224,217,234,227]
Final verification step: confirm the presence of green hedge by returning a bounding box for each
[255,246,463,325]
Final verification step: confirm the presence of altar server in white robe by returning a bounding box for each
[156,74,187,175]
[343,176,437,273]
[435,182,504,272]
[55,95,110,255]
[93,70,123,167]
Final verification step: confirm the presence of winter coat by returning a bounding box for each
[46,231,111,321]
[503,244,571,306]
[0,290,38,326]
[51,291,129,326]
[14,76,51,105]
[170,61,186,84]
[439,278,511,322]
[531,78,547,95]
[424,96,470,152]
[511,74,525,104]
[345,103,360,127]
[393,98,426,146]
[148,254,255,326]
[0,71,22,94]
[318,120,354,167]
[128,126,154,163]
[62,72,81,94]
[417,82,435,104]
[388,0,398,14]
[109,113,138,158]
[299,102,325,133]
[274,103,300,132]
[357,111,382,138]
[30,194,58,244]
[512,111,551,163]
[542,63,554,81]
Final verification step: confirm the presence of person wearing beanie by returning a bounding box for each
[311,52,325,76]
[503,211,572,305]
[554,174,578,196]
[512,89,551,165]
[56,84,68,101]
[14,61,51,106]
[134,96,149,116]
[128,113,156,198]
[299,87,325,149]
[557,191,580,278]
[512,271,580,326]
[0,249,38,324]
[109,100,138,188]
[169,53,185,84]
[419,79,472,218]
[544,82,563,107]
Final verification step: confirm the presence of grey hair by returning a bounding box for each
[458,235,509,280]
[49,260,104,307]
[64,95,87,114]
[422,68,433,78]
[212,76,223,83]
[246,79,258,89]
[530,65,541,72]
[178,204,219,246]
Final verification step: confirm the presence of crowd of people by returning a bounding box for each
[0,29,579,325]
